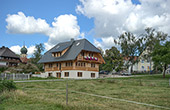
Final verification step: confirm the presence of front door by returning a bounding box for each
[56,72,61,78]
[48,73,52,77]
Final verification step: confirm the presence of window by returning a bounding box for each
[58,52,61,57]
[91,73,95,77]
[64,72,69,77]
[81,52,84,56]
[77,72,82,77]
[56,63,58,67]
[49,64,53,68]
[56,45,60,49]
[142,66,144,69]
[65,62,73,67]
[76,62,86,67]
[76,42,80,46]
[91,63,95,68]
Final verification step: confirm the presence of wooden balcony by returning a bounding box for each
[74,66,98,72]
[0,59,20,63]
[53,67,60,71]
[61,67,74,70]
[45,68,53,71]
[87,67,98,72]
[77,56,102,64]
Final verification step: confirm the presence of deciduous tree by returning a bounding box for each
[141,28,168,74]
[115,32,142,73]
[31,43,45,71]
[101,46,123,72]
[152,41,170,78]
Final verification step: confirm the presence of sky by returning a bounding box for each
[0,0,170,57]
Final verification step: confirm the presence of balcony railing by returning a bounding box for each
[77,56,100,63]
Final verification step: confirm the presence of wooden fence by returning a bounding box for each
[0,73,30,80]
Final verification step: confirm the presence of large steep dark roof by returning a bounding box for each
[0,46,20,59]
[50,40,74,53]
[38,39,101,63]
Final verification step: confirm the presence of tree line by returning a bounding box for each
[99,27,170,78]
[2,27,169,78]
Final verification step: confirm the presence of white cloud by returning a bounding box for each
[76,0,170,50]
[44,42,54,51]
[94,39,102,48]
[6,12,80,51]
[80,32,85,38]
[94,37,118,50]
[10,45,21,55]
[6,12,50,35]
[10,45,36,57]
[27,46,36,56]
[47,14,80,46]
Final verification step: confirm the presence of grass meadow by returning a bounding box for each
[1,74,170,110]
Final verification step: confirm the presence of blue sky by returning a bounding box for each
[0,0,93,47]
[0,0,169,56]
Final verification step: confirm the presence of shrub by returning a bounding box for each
[0,67,7,72]
[0,79,17,93]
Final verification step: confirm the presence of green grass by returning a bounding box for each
[30,76,62,80]
[1,74,170,110]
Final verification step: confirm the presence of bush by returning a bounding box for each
[0,79,17,93]
[0,67,7,72]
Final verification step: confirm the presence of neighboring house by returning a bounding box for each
[137,48,153,72]
[166,65,170,74]
[123,56,138,72]
[124,48,153,72]
[0,46,21,67]
[38,39,105,79]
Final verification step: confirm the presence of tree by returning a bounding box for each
[101,46,123,72]
[152,41,170,78]
[31,43,45,71]
[6,63,39,73]
[115,32,142,73]
[141,28,168,74]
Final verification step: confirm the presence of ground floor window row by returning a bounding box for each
[48,72,96,78]
[64,72,95,78]
[47,62,96,68]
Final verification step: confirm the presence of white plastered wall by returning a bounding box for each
[41,70,99,79]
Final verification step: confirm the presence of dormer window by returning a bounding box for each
[53,53,56,57]
[76,42,80,46]
[56,46,60,49]
[52,52,61,57]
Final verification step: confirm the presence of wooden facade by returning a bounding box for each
[44,50,104,72]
